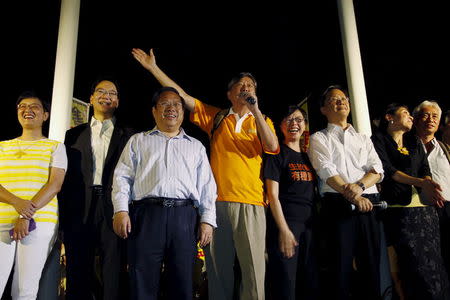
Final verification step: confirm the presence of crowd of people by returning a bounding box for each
[0,48,449,300]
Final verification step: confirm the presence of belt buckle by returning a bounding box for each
[162,199,175,207]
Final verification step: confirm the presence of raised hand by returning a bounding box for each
[131,48,156,71]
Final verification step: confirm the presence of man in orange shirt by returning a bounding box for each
[132,48,279,300]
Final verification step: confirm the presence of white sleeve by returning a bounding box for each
[308,132,339,181]
[50,143,68,171]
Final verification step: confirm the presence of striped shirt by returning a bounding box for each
[0,138,67,231]
[112,128,217,227]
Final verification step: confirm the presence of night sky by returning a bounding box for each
[3,1,449,143]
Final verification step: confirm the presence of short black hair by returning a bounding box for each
[151,87,185,108]
[227,72,257,91]
[90,77,120,96]
[16,90,50,113]
[277,105,308,125]
[320,84,349,107]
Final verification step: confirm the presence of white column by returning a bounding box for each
[337,0,372,135]
[48,0,80,142]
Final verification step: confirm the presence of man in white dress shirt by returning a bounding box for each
[413,100,450,280]
[60,78,135,300]
[112,87,217,300]
[308,85,385,300]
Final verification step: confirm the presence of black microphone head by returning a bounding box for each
[246,96,256,104]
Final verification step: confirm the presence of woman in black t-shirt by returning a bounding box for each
[371,103,449,300]
[264,105,319,300]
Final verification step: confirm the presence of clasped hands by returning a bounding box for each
[343,183,373,213]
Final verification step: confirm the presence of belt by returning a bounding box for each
[132,197,193,208]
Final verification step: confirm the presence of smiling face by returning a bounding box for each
[90,80,119,119]
[152,91,184,134]
[414,105,441,137]
[320,88,350,121]
[387,106,413,132]
[280,109,306,143]
[17,97,49,130]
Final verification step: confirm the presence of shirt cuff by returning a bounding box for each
[318,167,339,182]
[372,165,385,182]
[113,198,129,214]
[200,211,217,228]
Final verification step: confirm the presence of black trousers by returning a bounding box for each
[321,193,382,300]
[128,201,198,300]
[64,191,127,300]
[266,214,320,300]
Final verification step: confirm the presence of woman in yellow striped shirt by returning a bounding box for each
[0,91,67,300]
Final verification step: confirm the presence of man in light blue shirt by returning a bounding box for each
[112,87,217,300]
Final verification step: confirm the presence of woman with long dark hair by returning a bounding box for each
[264,105,319,300]
[371,103,449,299]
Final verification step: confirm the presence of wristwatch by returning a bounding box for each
[356,181,366,191]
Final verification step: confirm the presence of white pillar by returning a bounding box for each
[337,0,372,135]
[48,0,80,142]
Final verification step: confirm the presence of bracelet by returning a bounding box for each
[19,215,30,220]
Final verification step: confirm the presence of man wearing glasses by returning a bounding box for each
[131,48,279,300]
[112,87,217,299]
[308,85,385,299]
[59,78,135,300]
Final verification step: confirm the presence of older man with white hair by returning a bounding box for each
[413,100,450,281]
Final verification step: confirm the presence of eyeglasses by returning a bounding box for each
[326,96,348,103]
[157,101,183,108]
[286,117,305,124]
[95,88,118,97]
[17,103,43,111]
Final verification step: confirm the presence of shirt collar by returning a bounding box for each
[90,116,115,129]
[326,122,355,134]
[227,107,253,117]
[146,126,192,141]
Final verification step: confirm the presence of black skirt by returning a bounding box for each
[383,206,450,300]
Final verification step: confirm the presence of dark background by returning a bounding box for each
[3,1,449,142]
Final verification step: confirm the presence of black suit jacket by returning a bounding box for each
[59,119,135,231]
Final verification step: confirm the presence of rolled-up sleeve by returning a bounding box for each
[363,135,384,182]
[112,135,137,213]
[308,132,339,181]
[196,146,217,228]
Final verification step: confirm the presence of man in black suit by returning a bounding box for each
[59,78,134,300]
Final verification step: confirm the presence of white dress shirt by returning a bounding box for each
[422,138,450,201]
[90,117,115,185]
[308,123,384,195]
[112,127,217,227]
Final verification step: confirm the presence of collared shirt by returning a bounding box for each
[190,99,279,206]
[112,127,217,227]
[227,107,253,133]
[308,123,384,195]
[422,138,450,201]
[90,117,115,185]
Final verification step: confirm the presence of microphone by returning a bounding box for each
[239,92,256,105]
[246,96,256,105]
[351,201,387,211]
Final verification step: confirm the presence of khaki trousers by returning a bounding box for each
[205,201,266,300]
